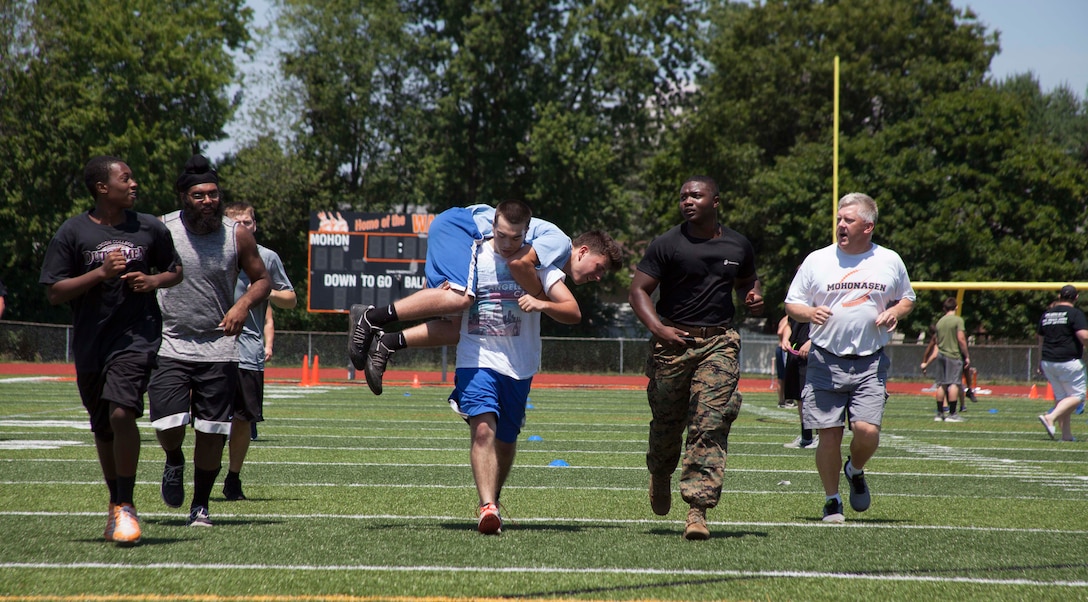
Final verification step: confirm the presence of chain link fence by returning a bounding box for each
[0,320,1049,384]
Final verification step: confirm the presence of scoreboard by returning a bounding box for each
[307,211,436,313]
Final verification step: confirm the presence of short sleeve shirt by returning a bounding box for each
[636,223,757,326]
[1038,304,1088,362]
[236,245,294,370]
[785,243,915,356]
[39,210,179,373]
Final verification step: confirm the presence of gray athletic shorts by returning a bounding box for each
[933,354,964,387]
[801,347,889,429]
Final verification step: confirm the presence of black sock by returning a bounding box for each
[801,428,813,440]
[382,331,408,351]
[192,466,222,509]
[106,477,119,504]
[225,470,241,482]
[116,475,136,505]
[165,448,184,466]
[366,305,398,326]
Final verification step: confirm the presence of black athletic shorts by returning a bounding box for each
[233,368,264,422]
[76,351,155,434]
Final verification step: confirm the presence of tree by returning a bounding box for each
[271,0,706,330]
[0,0,251,321]
[641,0,998,238]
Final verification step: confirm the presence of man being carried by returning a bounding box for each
[349,204,620,394]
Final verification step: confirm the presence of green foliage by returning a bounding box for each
[0,0,251,321]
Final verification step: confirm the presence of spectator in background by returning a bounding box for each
[628,175,763,540]
[222,202,296,501]
[780,315,815,449]
[785,192,915,523]
[39,155,182,545]
[923,297,971,422]
[774,316,794,409]
[1037,285,1088,442]
[0,278,6,318]
[148,155,270,527]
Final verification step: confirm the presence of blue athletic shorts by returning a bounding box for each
[448,367,531,443]
[425,208,483,293]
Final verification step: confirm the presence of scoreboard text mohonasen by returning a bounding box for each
[308,211,436,313]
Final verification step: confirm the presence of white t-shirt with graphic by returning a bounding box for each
[457,241,565,379]
[786,243,915,356]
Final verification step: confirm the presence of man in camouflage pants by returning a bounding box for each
[629,176,763,540]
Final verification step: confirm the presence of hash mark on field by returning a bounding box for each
[882,433,1088,493]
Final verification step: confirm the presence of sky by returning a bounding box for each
[207,0,1088,160]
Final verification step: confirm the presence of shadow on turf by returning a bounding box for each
[647,527,768,539]
[512,575,748,598]
[437,521,626,533]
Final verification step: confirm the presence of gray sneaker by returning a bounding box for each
[843,457,870,512]
[945,414,965,423]
[161,462,184,508]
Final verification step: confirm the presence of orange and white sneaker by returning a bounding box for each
[477,502,503,535]
[111,503,142,545]
[103,503,118,540]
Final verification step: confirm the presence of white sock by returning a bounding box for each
[845,461,862,477]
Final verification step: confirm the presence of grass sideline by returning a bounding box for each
[0,377,1086,601]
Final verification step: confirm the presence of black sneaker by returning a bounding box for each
[187,505,212,527]
[222,475,246,501]
[250,421,258,440]
[348,304,380,370]
[843,457,870,512]
[364,338,395,396]
[965,388,977,403]
[822,498,844,523]
[161,462,184,508]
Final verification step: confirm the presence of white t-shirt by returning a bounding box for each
[457,241,565,379]
[785,243,915,356]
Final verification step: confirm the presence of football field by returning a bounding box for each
[1,377,1086,601]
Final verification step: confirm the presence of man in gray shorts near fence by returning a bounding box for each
[923,297,971,422]
[785,193,915,523]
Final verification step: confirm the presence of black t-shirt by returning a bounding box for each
[636,222,758,325]
[39,210,179,373]
[1037,304,1088,362]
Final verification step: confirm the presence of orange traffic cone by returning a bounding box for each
[412,374,421,388]
[1028,384,1039,399]
[300,354,311,387]
[1045,383,1054,400]
[311,355,321,385]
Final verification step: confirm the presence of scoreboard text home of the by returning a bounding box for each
[308,210,436,313]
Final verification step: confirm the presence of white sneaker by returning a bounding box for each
[945,414,965,423]
[783,436,804,449]
[802,435,819,449]
[934,414,945,421]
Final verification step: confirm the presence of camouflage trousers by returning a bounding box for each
[644,329,743,509]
